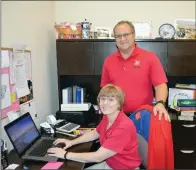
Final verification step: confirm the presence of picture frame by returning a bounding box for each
[132,21,153,39]
[94,27,114,39]
[174,19,196,39]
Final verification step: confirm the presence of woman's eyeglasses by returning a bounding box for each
[99,96,116,103]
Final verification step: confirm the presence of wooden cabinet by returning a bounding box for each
[94,42,116,75]
[56,41,94,75]
[171,116,196,169]
[56,40,196,76]
[167,41,196,76]
[137,41,168,72]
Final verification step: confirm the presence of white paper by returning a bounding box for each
[0,74,11,109]
[1,50,10,68]
[24,52,32,78]
[5,164,19,169]
[13,45,30,97]
[9,52,16,84]
[133,22,152,38]
[16,86,30,98]
[13,44,26,53]
[20,100,37,120]
[40,122,52,128]
[7,111,20,122]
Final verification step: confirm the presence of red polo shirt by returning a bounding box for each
[96,111,141,169]
[101,44,168,112]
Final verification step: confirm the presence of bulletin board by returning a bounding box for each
[0,47,34,119]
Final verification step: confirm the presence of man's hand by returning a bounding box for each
[153,103,171,122]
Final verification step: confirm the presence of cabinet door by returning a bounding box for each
[94,42,117,75]
[136,42,168,73]
[57,41,94,75]
[167,41,196,76]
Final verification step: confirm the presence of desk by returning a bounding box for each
[7,134,94,170]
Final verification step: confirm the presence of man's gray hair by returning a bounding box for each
[113,20,135,35]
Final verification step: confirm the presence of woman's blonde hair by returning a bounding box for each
[97,84,125,110]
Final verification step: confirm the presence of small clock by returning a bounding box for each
[159,23,176,39]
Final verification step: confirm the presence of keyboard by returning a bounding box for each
[56,122,80,133]
[29,139,54,157]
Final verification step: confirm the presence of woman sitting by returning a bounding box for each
[47,84,141,169]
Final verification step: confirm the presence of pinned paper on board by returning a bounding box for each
[0,74,11,109]
[13,44,30,98]
[20,100,37,121]
[11,92,16,102]
[24,52,32,79]
[1,46,34,119]
[9,51,16,84]
[7,111,20,122]
[19,79,33,104]
[1,50,10,68]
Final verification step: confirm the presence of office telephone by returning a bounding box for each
[43,115,80,134]
[55,121,80,133]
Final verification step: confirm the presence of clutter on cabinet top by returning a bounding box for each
[55,19,114,40]
[81,19,92,39]
[55,22,82,39]
[55,19,93,40]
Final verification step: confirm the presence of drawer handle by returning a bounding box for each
[182,124,196,128]
[180,150,194,154]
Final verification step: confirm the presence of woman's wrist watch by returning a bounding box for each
[154,100,166,107]
[64,151,69,159]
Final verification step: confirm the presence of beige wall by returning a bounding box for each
[1,1,58,150]
[55,1,195,37]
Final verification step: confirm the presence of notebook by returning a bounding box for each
[4,112,58,162]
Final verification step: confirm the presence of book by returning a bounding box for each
[61,103,91,111]
[73,128,95,135]
[177,99,196,107]
[176,84,196,90]
[62,87,72,104]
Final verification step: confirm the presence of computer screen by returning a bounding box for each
[6,114,39,154]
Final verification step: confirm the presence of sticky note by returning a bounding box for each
[41,162,63,170]
[11,92,16,102]
[12,102,20,111]
[5,163,19,169]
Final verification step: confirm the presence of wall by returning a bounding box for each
[55,1,195,37]
[1,1,58,150]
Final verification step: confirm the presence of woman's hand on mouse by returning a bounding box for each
[53,138,73,150]
[47,148,66,159]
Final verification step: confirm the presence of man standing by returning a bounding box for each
[101,20,170,121]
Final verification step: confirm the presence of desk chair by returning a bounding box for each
[129,105,174,169]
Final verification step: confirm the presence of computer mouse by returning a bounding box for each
[53,143,66,148]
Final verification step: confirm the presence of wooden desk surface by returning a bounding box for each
[8,134,94,170]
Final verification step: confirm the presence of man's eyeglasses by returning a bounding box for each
[115,32,133,40]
